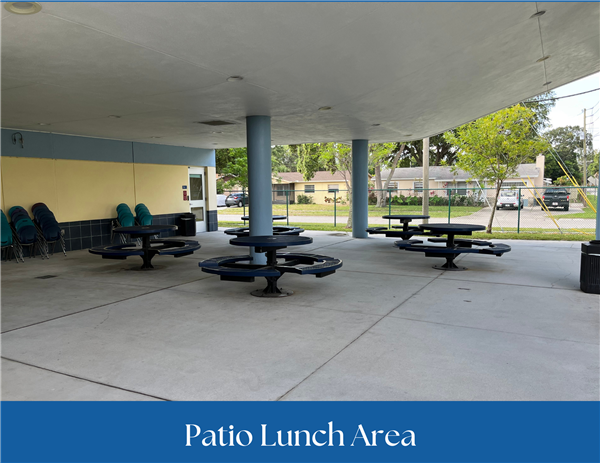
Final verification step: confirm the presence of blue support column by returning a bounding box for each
[352,139,369,238]
[246,116,272,264]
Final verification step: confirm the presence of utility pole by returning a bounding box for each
[422,137,430,223]
[583,108,588,186]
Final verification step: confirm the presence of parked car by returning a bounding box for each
[542,188,570,211]
[225,193,249,207]
[496,190,523,210]
[216,194,227,207]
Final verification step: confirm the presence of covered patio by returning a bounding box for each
[1,2,599,402]
[3,230,597,401]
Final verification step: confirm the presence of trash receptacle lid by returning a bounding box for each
[582,241,600,254]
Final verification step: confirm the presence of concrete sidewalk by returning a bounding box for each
[2,231,598,401]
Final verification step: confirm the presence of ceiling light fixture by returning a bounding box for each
[108,115,121,119]
[211,131,223,134]
[536,55,550,63]
[4,2,42,15]
[542,81,552,87]
[318,106,332,111]
[38,123,50,126]
[226,76,243,82]
[150,136,161,139]
[530,10,546,19]
[196,120,235,126]
[371,124,380,127]
[404,134,413,137]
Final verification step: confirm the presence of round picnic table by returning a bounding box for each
[404,223,490,271]
[241,215,287,221]
[90,225,200,269]
[199,235,342,297]
[382,214,430,232]
[367,215,433,246]
[418,223,485,246]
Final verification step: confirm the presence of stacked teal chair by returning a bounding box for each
[31,203,61,242]
[31,203,65,256]
[9,206,37,244]
[1,210,15,261]
[8,206,38,258]
[135,204,153,226]
[116,204,135,227]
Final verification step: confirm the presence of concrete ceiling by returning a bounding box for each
[2,2,599,149]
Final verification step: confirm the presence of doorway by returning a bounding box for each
[188,167,206,233]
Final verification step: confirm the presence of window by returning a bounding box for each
[413,182,423,192]
[502,181,523,189]
[386,181,398,191]
[304,185,315,193]
[328,184,339,193]
[273,184,286,197]
[456,181,468,196]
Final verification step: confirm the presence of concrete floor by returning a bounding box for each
[2,230,598,401]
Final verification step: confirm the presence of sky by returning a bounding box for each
[547,72,600,149]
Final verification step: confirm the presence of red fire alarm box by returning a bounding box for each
[183,191,188,201]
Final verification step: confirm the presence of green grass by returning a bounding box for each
[218,221,594,241]
[558,207,597,219]
[218,204,482,218]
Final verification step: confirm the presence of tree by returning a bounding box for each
[588,149,599,178]
[296,142,354,228]
[393,133,458,168]
[216,146,294,191]
[369,142,399,207]
[215,147,249,190]
[444,105,549,233]
[272,145,298,172]
[521,91,556,133]
[543,126,593,185]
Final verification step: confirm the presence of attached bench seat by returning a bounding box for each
[224,226,304,237]
[427,237,492,247]
[277,252,342,276]
[401,242,511,256]
[198,252,342,280]
[89,239,200,260]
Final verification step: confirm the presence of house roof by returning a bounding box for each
[381,164,540,182]
[274,171,349,183]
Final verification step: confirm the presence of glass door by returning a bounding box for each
[188,167,206,233]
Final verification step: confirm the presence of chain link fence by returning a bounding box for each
[219,186,598,235]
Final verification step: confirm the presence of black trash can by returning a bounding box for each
[580,240,600,294]
[179,213,196,237]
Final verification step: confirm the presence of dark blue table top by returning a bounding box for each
[230,235,312,247]
[382,215,430,220]
[241,215,287,221]
[114,225,176,235]
[419,223,485,233]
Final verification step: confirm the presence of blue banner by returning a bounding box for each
[2,401,599,462]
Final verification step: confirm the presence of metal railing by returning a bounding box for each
[219,186,598,235]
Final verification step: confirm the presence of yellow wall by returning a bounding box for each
[1,157,210,222]
[206,166,217,210]
[55,159,135,222]
[294,181,346,205]
[2,157,60,218]
[1,162,4,213]
[134,163,189,215]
